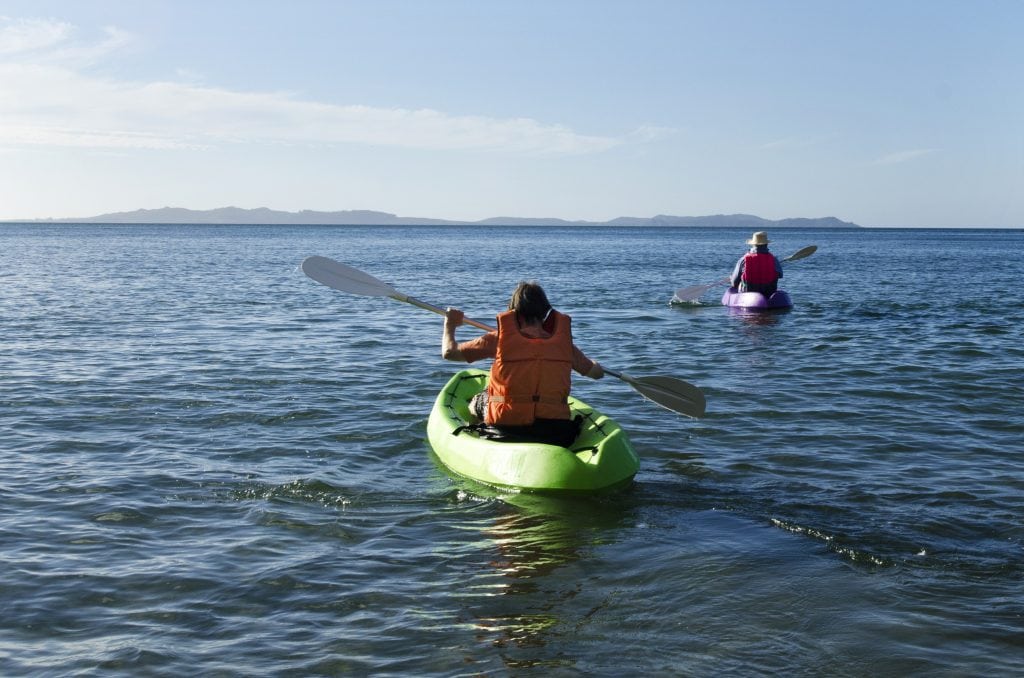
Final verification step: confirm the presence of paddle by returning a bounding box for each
[301,255,706,418]
[672,245,818,303]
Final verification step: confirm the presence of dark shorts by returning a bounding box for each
[467,392,580,447]
[739,281,778,295]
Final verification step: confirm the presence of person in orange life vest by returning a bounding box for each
[441,281,604,446]
[730,231,783,295]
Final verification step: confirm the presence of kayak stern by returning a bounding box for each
[721,287,793,310]
[427,369,639,494]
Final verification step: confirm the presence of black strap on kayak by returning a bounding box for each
[488,393,567,405]
[453,416,583,449]
[452,422,501,438]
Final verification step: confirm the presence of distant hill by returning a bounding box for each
[37,206,453,226]
[26,206,861,228]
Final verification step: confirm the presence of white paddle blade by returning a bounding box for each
[784,245,818,263]
[673,284,714,303]
[301,256,398,297]
[673,275,729,302]
[627,375,707,418]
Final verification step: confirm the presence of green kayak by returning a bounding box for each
[427,369,640,494]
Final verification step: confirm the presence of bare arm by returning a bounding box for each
[442,307,467,362]
[572,345,604,379]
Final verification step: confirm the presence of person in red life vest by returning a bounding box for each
[441,281,604,447]
[730,231,784,295]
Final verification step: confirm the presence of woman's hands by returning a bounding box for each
[442,307,466,361]
[444,307,465,328]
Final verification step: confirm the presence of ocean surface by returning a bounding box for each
[2,223,1022,676]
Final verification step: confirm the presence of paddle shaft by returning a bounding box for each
[398,292,618,366]
[301,255,706,417]
[402,295,662,385]
[402,294,634,380]
[674,245,817,302]
[393,292,495,331]
[395,293,702,416]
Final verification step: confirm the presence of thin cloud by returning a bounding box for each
[628,125,677,143]
[0,123,205,150]
[873,148,938,165]
[0,16,623,156]
[0,16,73,54]
[0,16,131,64]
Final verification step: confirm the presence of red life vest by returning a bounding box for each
[742,252,778,285]
[486,309,573,426]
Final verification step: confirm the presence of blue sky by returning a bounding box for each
[1,1,1021,227]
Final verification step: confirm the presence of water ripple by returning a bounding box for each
[2,224,1023,675]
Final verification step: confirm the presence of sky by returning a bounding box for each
[1,1,1022,227]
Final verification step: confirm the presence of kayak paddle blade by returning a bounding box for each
[783,245,817,263]
[626,374,707,418]
[673,284,715,303]
[673,276,731,303]
[302,256,399,298]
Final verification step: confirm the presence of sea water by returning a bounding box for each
[1,223,1022,676]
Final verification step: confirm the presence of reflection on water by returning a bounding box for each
[669,298,790,328]
[462,492,630,668]
[667,299,712,312]
[726,306,790,326]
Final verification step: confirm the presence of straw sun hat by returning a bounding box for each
[747,231,770,246]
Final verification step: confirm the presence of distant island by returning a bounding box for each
[21,206,861,228]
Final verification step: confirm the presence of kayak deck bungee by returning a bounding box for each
[721,287,793,310]
[427,369,640,494]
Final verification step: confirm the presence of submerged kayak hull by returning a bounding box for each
[721,287,793,309]
[427,369,639,494]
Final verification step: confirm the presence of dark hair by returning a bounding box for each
[508,281,551,323]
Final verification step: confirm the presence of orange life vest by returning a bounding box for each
[485,309,573,426]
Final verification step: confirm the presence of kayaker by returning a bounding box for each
[441,281,604,447]
[730,231,783,295]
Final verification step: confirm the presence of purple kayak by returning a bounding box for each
[721,287,793,310]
